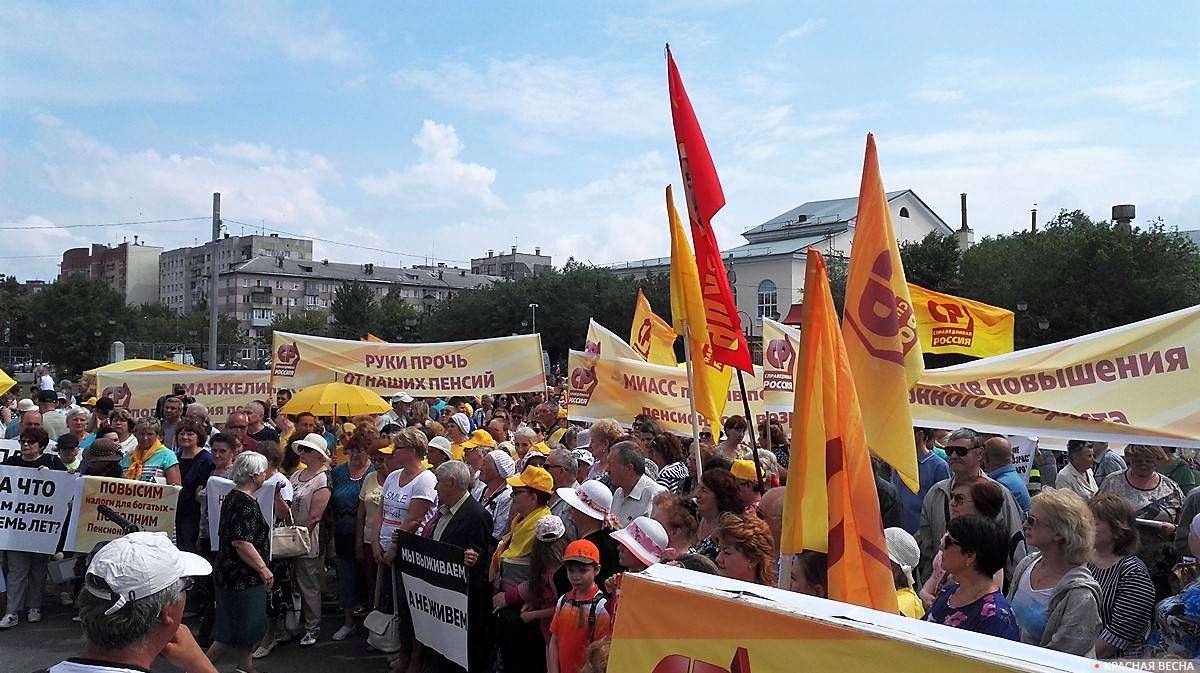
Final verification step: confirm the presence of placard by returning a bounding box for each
[395,531,470,670]
[0,465,76,553]
[65,476,181,552]
[204,475,277,553]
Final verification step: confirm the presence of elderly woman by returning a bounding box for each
[329,430,375,641]
[207,452,273,673]
[289,433,332,647]
[65,406,95,449]
[1056,440,1099,500]
[120,417,181,485]
[473,448,517,540]
[175,418,215,553]
[649,433,690,495]
[586,418,624,485]
[1097,443,1185,598]
[513,425,538,469]
[653,492,700,559]
[109,407,138,454]
[493,466,555,673]
[926,515,1020,640]
[1151,514,1200,657]
[715,512,777,586]
[0,427,66,630]
[920,478,1007,609]
[1086,493,1156,658]
[1008,488,1102,655]
[691,468,744,560]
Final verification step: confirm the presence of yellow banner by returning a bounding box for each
[914,304,1200,446]
[96,370,273,423]
[568,350,767,433]
[610,566,1090,673]
[909,283,1014,357]
[270,331,545,397]
[762,318,800,422]
[631,288,678,366]
[65,476,181,552]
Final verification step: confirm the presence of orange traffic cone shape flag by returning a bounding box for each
[362,333,386,343]
[667,47,753,373]
[783,248,898,613]
[631,288,679,366]
[667,185,731,434]
[841,134,923,492]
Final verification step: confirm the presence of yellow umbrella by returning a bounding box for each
[0,369,14,396]
[85,359,203,376]
[279,382,391,417]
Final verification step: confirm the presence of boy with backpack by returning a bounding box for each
[548,539,611,673]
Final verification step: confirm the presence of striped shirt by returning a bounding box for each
[1087,555,1156,656]
[656,461,690,495]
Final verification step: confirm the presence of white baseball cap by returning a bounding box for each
[86,531,211,616]
[391,393,415,404]
[557,480,612,522]
[428,436,453,460]
[610,516,669,567]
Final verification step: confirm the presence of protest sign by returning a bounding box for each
[908,283,1014,358]
[568,350,770,433]
[761,318,800,425]
[96,370,273,423]
[0,439,19,463]
[610,564,1100,673]
[0,465,76,553]
[204,476,277,553]
[65,476,181,552]
[394,531,470,670]
[1009,436,1038,483]
[271,331,545,397]
[913,304,1200,446]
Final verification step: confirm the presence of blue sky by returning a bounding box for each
[2,1,1198,282]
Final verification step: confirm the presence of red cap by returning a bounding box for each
[562,539,601,565]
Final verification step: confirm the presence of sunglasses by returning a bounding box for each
[941,535,962,550]
[945,445,975,457]
[1024,512,1041,528]
[18,438,39,445]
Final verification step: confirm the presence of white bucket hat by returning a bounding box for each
[292,432,330,461]
[610,516,669,567]
[428,436,453,460]
[86,531,211,616]
[557,480,612,522]
[884,527,921,587]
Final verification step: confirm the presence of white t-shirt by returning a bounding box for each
[378,468,436,550]
[265,472,295,502]
[39,374,54,391]
[50,660,145,673]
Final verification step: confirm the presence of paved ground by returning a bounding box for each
[3,599,393,673]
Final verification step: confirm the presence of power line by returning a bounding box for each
[0,216,209,231]
[222,217,472,265]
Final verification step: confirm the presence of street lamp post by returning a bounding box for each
[528,303,539,334]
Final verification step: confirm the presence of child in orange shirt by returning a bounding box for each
[548,539,611,673]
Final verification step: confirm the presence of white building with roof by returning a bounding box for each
[608,189,955,336]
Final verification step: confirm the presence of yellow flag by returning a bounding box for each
[841,134,923,492]
[362,333,385,343]
[783,248,898,613]
[667,185,731,433]
[630,289,679,366]
[907,283,1014,358]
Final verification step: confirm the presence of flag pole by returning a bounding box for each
[681,320,704,479]
[737,368,765,492]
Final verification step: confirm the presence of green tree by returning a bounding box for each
[421,260,656,363]
[329,280,376,340]
[266,310,329,343]
[370,287,422,342]
[900,232,962,293]
[28,278,132,376]
[959,210,1200,348]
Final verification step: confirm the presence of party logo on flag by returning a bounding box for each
[273,342,301,377]
[651,647,751,673]
[568,356,599,407]
[927,299,976,348]
[763,335,796,393]
[101,382,133,409]
[846,251,919,365]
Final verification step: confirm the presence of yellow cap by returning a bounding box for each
[548,427,567,447]
[731,459,758,482]
[557,408,568,419]
[532,441,552,456]
[506,465,554,494]
[462,429,497,449]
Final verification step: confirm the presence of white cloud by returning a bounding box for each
[357,121,504,210]
[213,142,290,165]
[776,18,825,46]
[0,215,86,277]
[1088,61,1197,115]
[393,57,664,138]
[224,2,366,66]
[915,85,965,104]
[604,13,717,47]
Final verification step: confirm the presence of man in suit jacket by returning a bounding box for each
[427,460,496,673]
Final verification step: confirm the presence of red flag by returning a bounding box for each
[667,47,753,373]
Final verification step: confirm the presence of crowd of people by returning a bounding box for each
[10,378,1200,670]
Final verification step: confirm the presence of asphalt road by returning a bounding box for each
[2,599,393,673]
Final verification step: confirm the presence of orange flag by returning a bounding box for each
[783,248,898,613]
[362,333,385,343]
[667,46,753,373]
[630,288,679,366]
[841,134,923,492]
